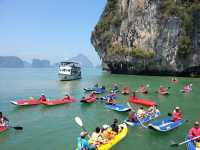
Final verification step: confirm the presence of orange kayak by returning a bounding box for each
[41,97,75,106]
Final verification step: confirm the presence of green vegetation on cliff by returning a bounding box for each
[94,0,121,44]
[162,0,200,56]
[108,44,156,58]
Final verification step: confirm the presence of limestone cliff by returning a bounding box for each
[91,0,200,76]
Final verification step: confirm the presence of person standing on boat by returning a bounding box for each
[171,107,182,122]
[77,131,96,150]
[0,112,9,126]
[188,121,200,141]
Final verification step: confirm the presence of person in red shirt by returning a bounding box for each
[159,85,166,93]
[171,107,182,122]
[188,121,200,140]
[39,93,46,102]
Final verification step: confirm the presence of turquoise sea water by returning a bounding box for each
[0,68,199,150]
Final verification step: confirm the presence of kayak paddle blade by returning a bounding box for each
[75,116,83,127]
[12,126,23,130]
[170,143,179,147]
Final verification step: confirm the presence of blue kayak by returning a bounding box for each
[186,137,196,150]
[105,104,131,112]
[148,117,184,132]
[100,94,117,100]
[84,87,105,94]
[124,110,160,126]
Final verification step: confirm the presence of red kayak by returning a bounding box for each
[0,126,8,133]
[80,96,96,103]
[122,87,129,95]
[40,97,75,106]
[128,96,157,106]
[10,99,40,106]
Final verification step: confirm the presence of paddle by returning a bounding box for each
[171,135,200,147]
[127,102,148,129]
[1,126,23,130]
[74,116,87,131]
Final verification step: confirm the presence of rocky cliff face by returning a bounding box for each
[91,0,200,76]
[0,56,24,68]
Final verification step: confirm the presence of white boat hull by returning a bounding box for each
[58,73,81,81]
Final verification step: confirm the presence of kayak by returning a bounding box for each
[186,137,200,150]
[0,126,8,133]
[124,110,160,126]
[100,94,117,100]
[137,89,148,94]
[84,87,105,94]
[10,98,40,106]
[40,97,75,106]
[148,117,184,132]
[128,96,157,107]
[181,89,192,93]
[89,123,128,150]
[80,96,96,103]
[158,91,169,95]
[105,104,131,112]
[95,87,105,94]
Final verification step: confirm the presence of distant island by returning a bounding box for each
[67,54,93,68]
[0,54,94,68]
[32,59,51,68]
[0,56,24,68]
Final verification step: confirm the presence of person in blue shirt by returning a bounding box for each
[77,131,96,150]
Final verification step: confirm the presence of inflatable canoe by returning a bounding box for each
[10,99,40,106]
[0,126,8,133]
[186,137,200,150]
[80,96,96,103]
[128,96,157,106]
[84,87,105,94]
[158,91,169,95]
[105,104,131,112]
[89,123,128,150]
[41,97,75,106]
[124,110,160,126]
[148,117,184,132]
[100,94,117,100]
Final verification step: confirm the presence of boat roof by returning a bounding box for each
[59,61,81,67]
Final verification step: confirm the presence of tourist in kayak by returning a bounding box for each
[188,121,200,141]
[170,107,182,122]
[147,106,157,115]
[77,131,96,150]
[136,107,146,118]
[0,112,9,126]
[105,96,115,105]
[89,92,96,98]
[90,127,106,145]
[138,84,147,93]
[131,91,136,98]
[39,93,47,102]
[111,118,119,134]
[63,94,70,100]
[112,84,119,93]
[159,85,167,93]
[171,77,178,83]
[183,84,192,92]
[122,87,129,94]
[127,111,138,122]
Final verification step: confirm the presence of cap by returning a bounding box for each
[175,107,180,110]
[194,121,199,125]
[80,131,88,137]
[102,124,109,129]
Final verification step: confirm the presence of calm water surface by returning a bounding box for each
[0,68,199,150]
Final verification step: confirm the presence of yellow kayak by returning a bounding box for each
[89,123,128,150]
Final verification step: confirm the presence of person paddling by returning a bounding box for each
[105,96,115,105]
[111,119,119,134]
[159,85,167,93]
[136,107,146,118]
[90,127,106,145]
[77,131,96,150]
[39,93,47,102]
[188,121,200,142]
[170,107,182,122]
[0,112,9,126]
[127,111,138,122]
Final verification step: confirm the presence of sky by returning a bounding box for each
[0,0,106,65]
